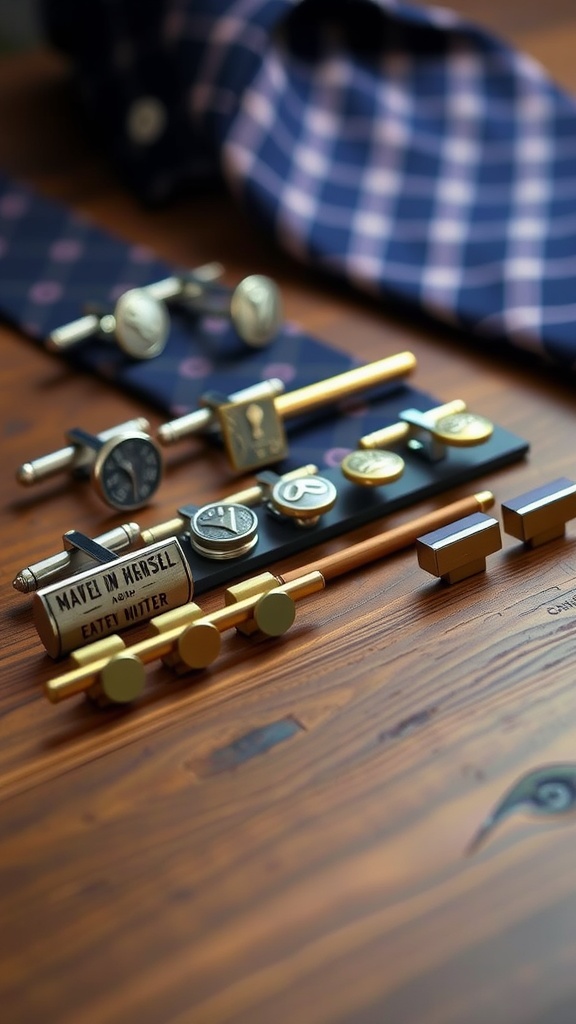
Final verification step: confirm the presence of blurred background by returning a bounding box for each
[0,0,41,50]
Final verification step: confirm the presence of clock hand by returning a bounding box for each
[114,453,139,496]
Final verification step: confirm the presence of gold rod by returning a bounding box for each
[274,352,416,419]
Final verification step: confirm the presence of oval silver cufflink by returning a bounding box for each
[46,287,170,359]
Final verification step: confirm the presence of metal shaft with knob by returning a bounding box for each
[44,571,325,705]
[359,399,494,461]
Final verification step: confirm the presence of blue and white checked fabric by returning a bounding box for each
[42,0,576,369]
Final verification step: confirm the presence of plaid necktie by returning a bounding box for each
[41,0,576,371]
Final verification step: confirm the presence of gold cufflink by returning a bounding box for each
[16,418,163,511]
[147,262,283,349]
[361,399,493,458]
[158,352,417,473]
[340,448,406,487]
[416,511,502,584]
[502,477,576,547]
[46,288,170,359]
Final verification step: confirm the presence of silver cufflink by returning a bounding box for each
[16,417,163,511]
[46,288,170,360]
[146,262,283,348]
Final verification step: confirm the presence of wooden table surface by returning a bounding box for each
[3,5,576,1022]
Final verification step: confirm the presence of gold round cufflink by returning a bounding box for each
[269,474,338,526]
[432,411,494,447]
[340,448,405,487]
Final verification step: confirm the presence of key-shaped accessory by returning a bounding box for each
[44,489,494,706]
[158,351,418,473]
[466,764,576,855]
[416,511,502,584]
[147,262,283,349]
[16,418,163,511]
[47,287,170,359]
[501,477,576,547]
[33,535,194,658]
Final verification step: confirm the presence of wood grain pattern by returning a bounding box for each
[3,5,576,1022]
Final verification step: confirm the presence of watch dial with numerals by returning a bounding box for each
[93,432,163,510]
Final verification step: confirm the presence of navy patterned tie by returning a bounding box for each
[38,0,576,371]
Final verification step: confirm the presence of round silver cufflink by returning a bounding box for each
[268,474,338,527]
[16,418,164,511]
[46,287,170,360]
[188,502,259,559]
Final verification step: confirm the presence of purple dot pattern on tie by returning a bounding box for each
[0,170,436,472]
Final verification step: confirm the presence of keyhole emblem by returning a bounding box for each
[245,403,265,440]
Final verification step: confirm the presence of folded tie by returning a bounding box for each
[39,0,576,370]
